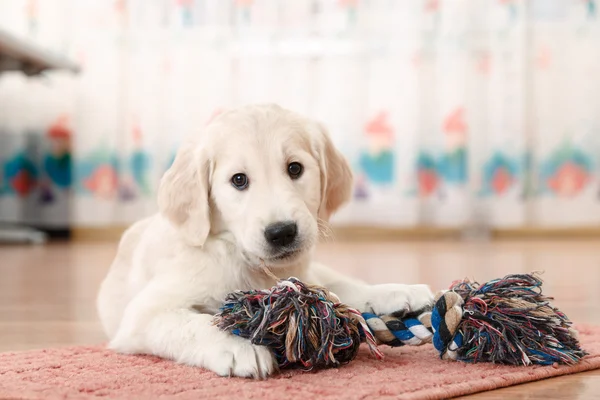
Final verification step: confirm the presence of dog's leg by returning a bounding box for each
[108,281,276,378]
[308,262,433,316]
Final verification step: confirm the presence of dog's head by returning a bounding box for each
[158,104,352,267]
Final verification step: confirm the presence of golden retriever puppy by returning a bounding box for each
[97,104,433,378]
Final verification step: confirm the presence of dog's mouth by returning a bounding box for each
[270,249,301,261]
[261,245,308,266]
[243,235,315,268]
[242,247,305,268]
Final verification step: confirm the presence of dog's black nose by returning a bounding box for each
[264,221,298,247]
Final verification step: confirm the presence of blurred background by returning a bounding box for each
[0,0,599,240]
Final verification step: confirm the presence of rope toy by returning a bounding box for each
[214,273,586,370]
[214,278,382,369]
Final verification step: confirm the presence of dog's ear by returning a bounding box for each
[158,140,210,247]
[315,123,353,221]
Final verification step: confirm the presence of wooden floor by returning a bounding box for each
[1,239,599,399]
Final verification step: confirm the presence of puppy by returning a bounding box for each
[97,104,433,378]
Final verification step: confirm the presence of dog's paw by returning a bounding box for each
[198,335,277,379]
[365,283,434,316]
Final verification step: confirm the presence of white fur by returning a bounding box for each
[97,104,433,379]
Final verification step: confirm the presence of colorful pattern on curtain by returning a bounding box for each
[0,0,598,228]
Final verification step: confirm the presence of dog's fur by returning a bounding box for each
[97,104,433,378]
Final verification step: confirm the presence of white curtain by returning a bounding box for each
[0,0,599,229]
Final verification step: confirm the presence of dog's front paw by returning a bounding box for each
[199,335,277,379]
[365,283,434,316]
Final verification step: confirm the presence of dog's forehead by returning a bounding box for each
[208,115,314,156]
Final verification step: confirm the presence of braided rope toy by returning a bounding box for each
[214,273,586,371]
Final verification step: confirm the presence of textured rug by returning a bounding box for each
[1,325,600,400]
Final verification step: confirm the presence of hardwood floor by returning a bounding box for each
[1,239,599,399]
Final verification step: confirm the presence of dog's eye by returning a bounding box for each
[287,162,303,180]
[231,173,249,190]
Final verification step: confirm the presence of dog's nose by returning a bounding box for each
[264,221,298,247]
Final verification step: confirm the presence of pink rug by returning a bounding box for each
[2,325,600,400]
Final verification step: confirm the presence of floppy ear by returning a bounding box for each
[316,123,354,221]
[157,141,211,247]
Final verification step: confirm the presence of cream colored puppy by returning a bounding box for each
[97,104,433,378]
